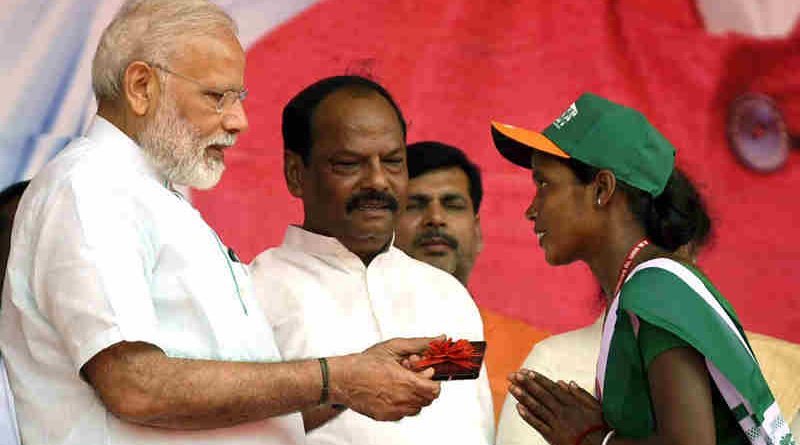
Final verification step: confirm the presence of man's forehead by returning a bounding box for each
[310,93,404,157]
[315,92,400,131]
[170,29,245,82]
[409,167,471,196]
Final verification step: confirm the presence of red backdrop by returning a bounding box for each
[195,0,800,342]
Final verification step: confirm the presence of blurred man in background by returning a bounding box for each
[0,180,27,445]
[0,181,28,291]
[395,141,547,422]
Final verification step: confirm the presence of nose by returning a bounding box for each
[424,201,446,227]
[525,188,540,221]
[525,200,537,221]
[362,158,390,191]
[221,100,249,134]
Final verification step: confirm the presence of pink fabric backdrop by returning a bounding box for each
[194,0,800,342]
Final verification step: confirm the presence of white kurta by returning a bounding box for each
[496,317,602,445]
[250,226,494,445]
[0,117,304,445]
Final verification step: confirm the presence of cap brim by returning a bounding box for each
[491,121,570,169]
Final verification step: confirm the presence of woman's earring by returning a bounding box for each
[597,198,602,206]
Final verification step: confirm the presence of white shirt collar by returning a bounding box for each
[281,225,396,271]
[85,115,166,184]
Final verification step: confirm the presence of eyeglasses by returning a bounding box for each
[150,63,248,114]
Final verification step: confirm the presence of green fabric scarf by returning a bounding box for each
[597,258,796,445]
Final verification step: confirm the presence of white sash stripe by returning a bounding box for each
[707,359,753,414]
[595,296,620,399]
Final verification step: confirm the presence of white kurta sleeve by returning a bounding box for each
[31,176,161,371]
[496,342,553,445]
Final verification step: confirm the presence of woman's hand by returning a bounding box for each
[509,369,605,445]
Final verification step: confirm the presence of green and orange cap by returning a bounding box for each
[491,93,676,196]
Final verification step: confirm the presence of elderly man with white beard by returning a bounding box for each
[0,1,442,444]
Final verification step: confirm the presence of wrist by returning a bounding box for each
[575,423,608,445]
[322,354,357,407]
[586,429,607,445]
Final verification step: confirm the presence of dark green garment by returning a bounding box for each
[638,319,749,445]
[601,259,793,445]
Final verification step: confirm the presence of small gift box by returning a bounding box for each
[412,338,486,381]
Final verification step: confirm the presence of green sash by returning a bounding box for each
[597,258,796,445]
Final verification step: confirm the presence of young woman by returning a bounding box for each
[490,93,795,445]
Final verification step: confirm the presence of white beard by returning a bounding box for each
[138,96,236,190]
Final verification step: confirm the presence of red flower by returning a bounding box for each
[412,338,481,371]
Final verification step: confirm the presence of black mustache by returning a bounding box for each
[345,190,399,213]
[414,229,458,249]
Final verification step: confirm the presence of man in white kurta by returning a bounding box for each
[251,227,494,444]
[251,75,494,445]
[0,115,306,444]
[1,114,308,444]
[0,2,442,443]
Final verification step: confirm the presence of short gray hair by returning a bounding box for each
[92,0,237,103]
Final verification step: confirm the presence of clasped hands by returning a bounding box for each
[509,369,607,445]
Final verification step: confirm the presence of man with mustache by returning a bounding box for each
[395,141,483,286]
[0,2,441,444]
[394,142,548,421]
[250,76,494,445]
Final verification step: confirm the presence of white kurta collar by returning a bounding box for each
[281,225,396,271]
[85,115,166,184]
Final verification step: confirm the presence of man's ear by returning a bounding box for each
[594,170,617,207]
[123,61,159,117]
[474,214,484,254]
[284,151,305,198]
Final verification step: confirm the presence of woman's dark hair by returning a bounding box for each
[561,158,711,252]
